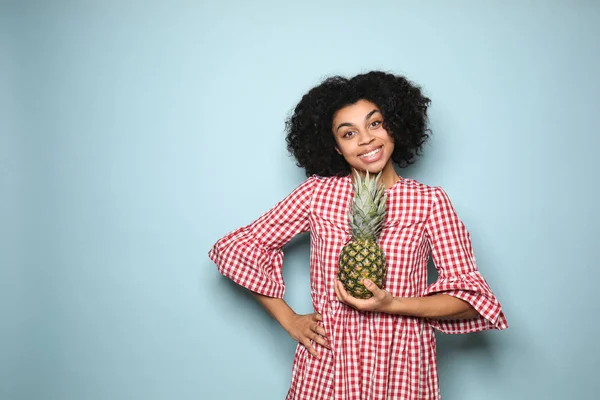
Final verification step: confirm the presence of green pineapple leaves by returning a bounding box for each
[349,169,388,240]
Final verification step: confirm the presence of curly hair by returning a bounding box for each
[285,71,431,177]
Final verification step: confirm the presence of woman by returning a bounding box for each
[209,71,507,399]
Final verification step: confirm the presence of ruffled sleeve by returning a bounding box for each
[423,187,508,334]
[208,176,317,298]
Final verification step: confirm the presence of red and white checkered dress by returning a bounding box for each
[209,175,507,400]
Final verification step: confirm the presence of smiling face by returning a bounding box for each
[332,99,395,176]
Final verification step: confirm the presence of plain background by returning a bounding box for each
[2,0,599,399]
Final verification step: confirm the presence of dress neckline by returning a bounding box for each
[342,174,404,192]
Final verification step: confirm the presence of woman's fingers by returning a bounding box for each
[302,337,320,359]
[292,312,332,357]
[301,332,329,358]
[335,281,356,308]
[310,325,329,347]
[335,280,351,304]
[310,313,328,341]
[313,332,330,349]
[314,324,327,338]
[334,280,342,301]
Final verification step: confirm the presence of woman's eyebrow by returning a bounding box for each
[335,109,381,132]
[365,109,381,120]
[335,122,354,132]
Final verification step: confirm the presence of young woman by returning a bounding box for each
[209,71,507,400]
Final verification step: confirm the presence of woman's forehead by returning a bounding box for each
[333,100,381,124]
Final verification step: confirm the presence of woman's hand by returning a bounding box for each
[283,313,330,359]
[334,279,394,313]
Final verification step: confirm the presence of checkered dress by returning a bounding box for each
[209,175,507,400]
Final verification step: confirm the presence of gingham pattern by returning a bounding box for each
[209,175,508,400]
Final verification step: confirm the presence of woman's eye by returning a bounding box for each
[370,120,382,128]
[343,131,356,138]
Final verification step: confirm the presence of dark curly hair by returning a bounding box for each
[285,71,431,177]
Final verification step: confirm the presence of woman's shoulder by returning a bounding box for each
[396,176,441,195]
[282,175,347,202]
[309,174,353,193]
[395,177,457,210]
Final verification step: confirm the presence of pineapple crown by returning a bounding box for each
[348,169,388,240]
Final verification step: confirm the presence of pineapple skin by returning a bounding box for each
[337,238,386,299]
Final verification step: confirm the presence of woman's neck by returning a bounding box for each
[380,161,400,189]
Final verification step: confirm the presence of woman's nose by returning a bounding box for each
[358,131,375,146]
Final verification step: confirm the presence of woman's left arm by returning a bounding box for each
[334,279,479,319]
[336,186,507,331]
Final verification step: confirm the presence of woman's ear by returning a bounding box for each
[335,146,342,155]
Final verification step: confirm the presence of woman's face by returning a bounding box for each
[332,99,395,174]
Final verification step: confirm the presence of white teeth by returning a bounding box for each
[359,147,382,158]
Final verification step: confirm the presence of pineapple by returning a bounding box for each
[337,169,388,299]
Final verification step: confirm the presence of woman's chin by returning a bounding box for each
[352,160,390,175]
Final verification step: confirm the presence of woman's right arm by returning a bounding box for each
[253,293,329,359]
[209,177,318,298]
[209,177,329,357]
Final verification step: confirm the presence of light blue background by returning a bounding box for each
[2,1,599,399]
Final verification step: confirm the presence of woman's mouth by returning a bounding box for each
[358,146,383,163]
